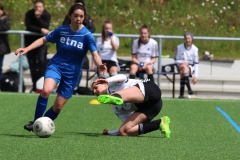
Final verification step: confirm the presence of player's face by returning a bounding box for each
[140,28,149,43]
[92,83,107,96]
[104,23,113,34]
[69,9,84,26]
[34,2,44,14]
[184,35,193,47]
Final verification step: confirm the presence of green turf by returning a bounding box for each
[0,93,239,159]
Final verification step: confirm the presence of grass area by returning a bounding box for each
[2,0,240,59]
[0,93,240,159]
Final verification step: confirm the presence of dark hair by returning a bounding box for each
[0,3,4,10]
[34,0,44,4]
[138,24,150,48]
[75,0,85,6]
[101,20,112,44]
[67,4,88,26]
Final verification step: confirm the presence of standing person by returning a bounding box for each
[0,3,11,91]
[25,0,51,93]
[129,25,159,82]
[92,74,171,138]
[91,20,119,77]
[174,32,199,98]
[15,4,107,132]
[63,0,96,95]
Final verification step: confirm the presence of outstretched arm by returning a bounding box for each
[15,37,47,55]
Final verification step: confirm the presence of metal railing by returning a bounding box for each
[1,30,240,93]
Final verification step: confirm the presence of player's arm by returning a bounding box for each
[174,47,184,65]
[192,49,199,84]
[15,37,47,55]
[91,51,107,74]
[132,54,140,65]
[107,74,127,84]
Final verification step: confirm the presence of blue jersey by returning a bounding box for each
[45,24,97,74]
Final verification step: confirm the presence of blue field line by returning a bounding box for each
[216,107,240,132]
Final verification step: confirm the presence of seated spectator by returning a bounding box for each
[91,20,119,77]
[129,25,158,82]
[0,3,11,91]
[174,32,199,98]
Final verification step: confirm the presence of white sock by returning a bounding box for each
[108,129,119,136]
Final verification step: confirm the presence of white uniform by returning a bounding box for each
[174,43,199,78]
[132,38,159,70]
[105,74,143,135]
[107,74,142,122]
[96,36,119,63]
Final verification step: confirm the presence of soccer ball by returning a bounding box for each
[33,117,55,138]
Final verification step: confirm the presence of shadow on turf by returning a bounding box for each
[0,133,63,139]
[64,132,165,138]
[65,132,101,137]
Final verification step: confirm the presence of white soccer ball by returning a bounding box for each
[33,117,55,138]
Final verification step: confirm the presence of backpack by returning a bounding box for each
[1,71,26,92]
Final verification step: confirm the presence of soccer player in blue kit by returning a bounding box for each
[15,4,107,132]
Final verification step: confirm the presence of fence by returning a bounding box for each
[1,30,240,93]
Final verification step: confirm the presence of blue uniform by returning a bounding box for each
[45,24,97,98]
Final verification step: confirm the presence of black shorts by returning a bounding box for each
[102,60,118,73]
[134,80,162,121]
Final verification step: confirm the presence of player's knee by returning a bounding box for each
[41,88,52,97]
[118,128,128,136]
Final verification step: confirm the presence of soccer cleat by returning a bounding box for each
[97,95,123,105]
[24,121,34,132]
[188,90,194,95]
[178,95,185,99]
[160,116,171,138]
[102,129,109,135]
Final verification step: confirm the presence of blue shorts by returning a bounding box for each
[45,63,80,99]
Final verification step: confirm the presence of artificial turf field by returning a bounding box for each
[0,92,239,160]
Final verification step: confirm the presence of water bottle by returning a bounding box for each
[139,62,144,80]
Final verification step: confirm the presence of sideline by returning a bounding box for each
[216,107,240,132]
[0,92,239,102]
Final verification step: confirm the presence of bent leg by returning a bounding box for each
[44,94,68,120]
[119,112,148,136]
[114,86,145,103]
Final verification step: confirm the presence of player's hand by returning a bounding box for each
[15,48,28,56]
[182,62,189,66]
[35,10,42,18]
[98,63,107,75]
[41,28,50,35]
[192,77,197,84]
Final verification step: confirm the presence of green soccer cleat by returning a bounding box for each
[160,116,171,138]
[97,95,123,105]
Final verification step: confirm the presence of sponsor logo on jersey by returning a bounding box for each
[60,31,69,35]
[60,37,83,49]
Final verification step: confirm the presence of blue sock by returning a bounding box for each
[44,106,59,121]
[34,95,48,121]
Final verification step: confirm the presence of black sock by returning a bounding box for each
[138,119,161,134]
[129,74,136,79]
[147,74,154,82]
[180,78,185,96]
[112,93,122,99]
[183,74,192,92]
